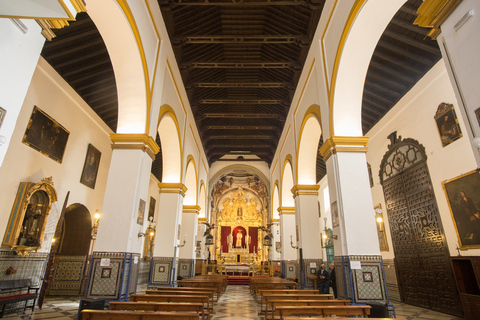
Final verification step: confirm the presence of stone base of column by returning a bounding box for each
[178,258,195,279]
[336,255,395,317]
[85,252,140,301]
[149,256,176,287]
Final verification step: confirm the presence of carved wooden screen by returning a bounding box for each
[380,134,461,316]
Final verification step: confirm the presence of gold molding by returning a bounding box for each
[110,133,159,154]
[278,206,295,215]
[198,217,208,222]
[319,136,369,156]
[111,143,155,160]
[291,184,320,198]
[158,183,188,196]
[183,205,201,213]
[414,0,463,39]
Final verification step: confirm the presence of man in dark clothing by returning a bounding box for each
[317,263,330,294]
[329,263,337,298]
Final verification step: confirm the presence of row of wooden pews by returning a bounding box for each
[81,275,227,320]
[254,283,406,320]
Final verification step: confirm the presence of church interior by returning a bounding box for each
[1,0,480,319]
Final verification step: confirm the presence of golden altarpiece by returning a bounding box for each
[215,187,266,267]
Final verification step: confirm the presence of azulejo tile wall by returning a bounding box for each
[48,255,87,296]
[303,258,323,288]
[150,257,173,286]
[283,260,299,282]
[86,252,140,301]
[178,259,193,279]
[0,252,48,286]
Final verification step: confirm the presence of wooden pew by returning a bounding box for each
[147,286,218,301]
[130,294,211,315]
[177,278,224,299]
[145,290,214,312]
[266,299,351,320]
[109,301,208,320]
[276,305,371,319]
[259,294,333,316]
[250,278,297,300]
[256,289,319,303]
[284,318,406,320]
[81,310,199,320]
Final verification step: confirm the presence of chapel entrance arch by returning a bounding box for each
[47,204,92,296]
[379,133,461,316]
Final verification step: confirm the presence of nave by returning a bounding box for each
[2,285,461,320]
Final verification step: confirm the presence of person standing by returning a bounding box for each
[329,263,337,298]
[317,263,330,294]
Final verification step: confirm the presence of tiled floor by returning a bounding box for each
[3,286,463,320]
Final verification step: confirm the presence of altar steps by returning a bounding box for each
[227,276,250,286]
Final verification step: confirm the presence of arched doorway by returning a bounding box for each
[379,133,461,316]
[48,204,92,296]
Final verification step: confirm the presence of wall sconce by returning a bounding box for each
[176,234,187,248]
[91,210,101,239]
[321,217,337,248]
[138,216,156,238]
[290,235,298,249]
[205,233,214,246]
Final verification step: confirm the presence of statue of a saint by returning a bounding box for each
[236,229,243,248]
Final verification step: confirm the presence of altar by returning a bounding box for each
[222,248,254,264]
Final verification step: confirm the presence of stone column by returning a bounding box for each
[291,185,322,288]
[178,205,200,278]
[320,137,389,309]
[278,207,298,280]
[150,183,187,287]
[86,134,158,300]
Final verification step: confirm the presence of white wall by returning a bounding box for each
[0,57,113,252]
[367,61,479,259]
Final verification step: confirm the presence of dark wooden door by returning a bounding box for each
[380,136,462,316]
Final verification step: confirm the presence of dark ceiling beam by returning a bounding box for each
[204,125,277,130]
[390,16,430,36]
[158,0,324,7]
[373,51,426,76]
[199,113,284,120]
[377,41,437,66]
[180,62,301,69]
[382,30,439,55]
[205,144,274,152]
[369,61,415,83]
[204,135,277,142]
[207,151,274,158]
[172,35,310,45]
[193,82,292,88]
[199,99,287,105]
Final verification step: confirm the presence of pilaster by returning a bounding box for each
[278,206,297,265]
[178,205,200,278]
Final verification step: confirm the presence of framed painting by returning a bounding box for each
[434,102,462,147]
[475,107,480,127]
[442,169,480,249]
[148,197,156,221]
[137,199,146,226]
[22,106,70,163]
[0,107,6,129]
[80,144,101,189]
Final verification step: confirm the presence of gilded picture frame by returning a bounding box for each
[374,204,389,252]
[22,106,70,163]
[434,102,462,147]
[80,144,101,189]
[442,169,480,249]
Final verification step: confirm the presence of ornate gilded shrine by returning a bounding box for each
[214,186,267,263]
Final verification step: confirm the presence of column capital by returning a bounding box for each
[291,184,320,197]
[158,183,188,197]
[319,136,369,162]
[278,206,295,215]
[110,133,160,160]
[183,205,201,214]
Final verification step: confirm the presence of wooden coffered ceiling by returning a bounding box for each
[40,0,441,182]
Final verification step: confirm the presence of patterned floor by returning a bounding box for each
[2,286,463,320]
